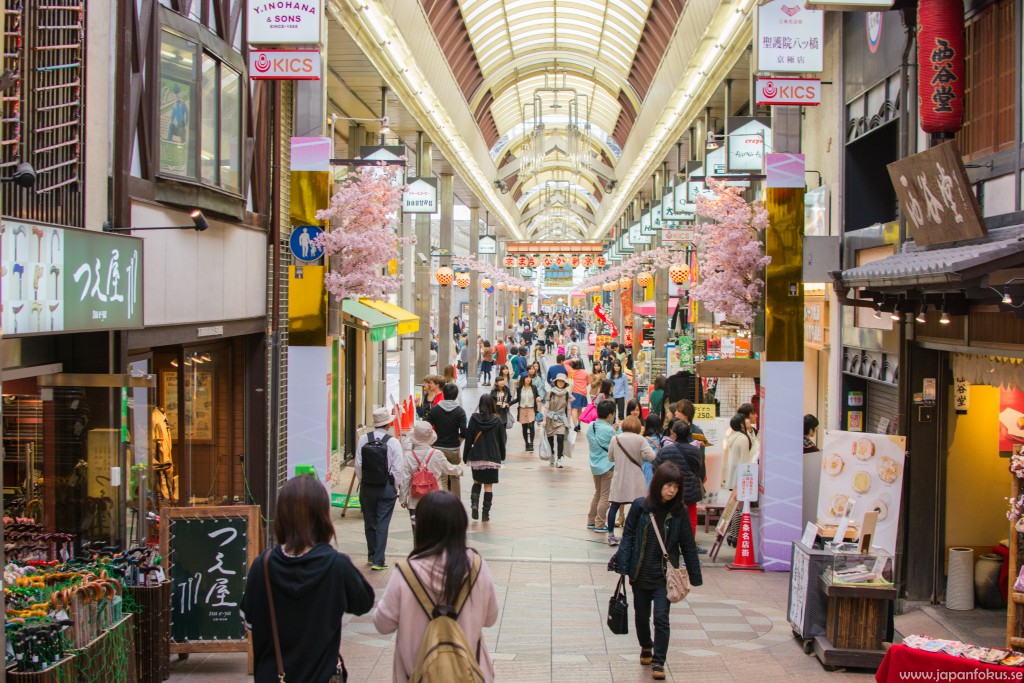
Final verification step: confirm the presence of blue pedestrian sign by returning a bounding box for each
[290,226,324,263]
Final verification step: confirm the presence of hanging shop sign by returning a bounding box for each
[628,222,650,246]
[2,221,143,336]
[249,49,321,80]
[247,0,323,44]
[402,177,438,214]
[477,235,497,255]
[650,205,662,232]
[727,118,773,174]
[917,0,965,134]
[755,77,821,106]
[954,377,969,414]
[662,227,695,244]
[886,140,985,247]
[755,0,824,73]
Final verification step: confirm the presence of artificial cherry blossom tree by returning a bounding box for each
[691,178,771,325]
[312,164,413,301]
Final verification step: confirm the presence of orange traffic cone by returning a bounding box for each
[728,500,763,572]
[392,404,403,437]
[403,397,415,429]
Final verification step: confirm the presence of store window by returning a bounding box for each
[956,0,1016,160]
[159,29,242,192]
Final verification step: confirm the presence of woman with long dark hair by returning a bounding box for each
[373,491,499,682]
[464,394,507,521]
[242,476,375,683]
[610,360,628,420]
[480,340,494,386]
[615,463,703,680]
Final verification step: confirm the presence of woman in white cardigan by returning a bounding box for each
[605,415,657,546]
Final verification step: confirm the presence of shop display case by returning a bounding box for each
[825,544,894,587]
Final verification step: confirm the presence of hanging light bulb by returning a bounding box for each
[915,305,926,324]
[1003,287,1013,305]
[939,307,950,324]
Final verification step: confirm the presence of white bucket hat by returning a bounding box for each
[410,421,438,447]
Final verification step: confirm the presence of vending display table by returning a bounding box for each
[876,644,1022,682]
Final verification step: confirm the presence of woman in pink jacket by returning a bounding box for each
[372,491,499,682]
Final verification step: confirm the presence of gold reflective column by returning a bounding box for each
[763,187,804,362]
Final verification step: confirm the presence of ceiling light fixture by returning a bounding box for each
[939,306,950,324]
[915,305,926,324]
[889,303,902,321]
[1003,287,1013,305]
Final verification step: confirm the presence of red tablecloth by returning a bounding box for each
[876,644,1024,682]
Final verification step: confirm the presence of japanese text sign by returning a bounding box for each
[954,377,970,414]
[2,221,143,336]
[162,506,259,651]
[403,177,438,214]
[886,140,985,246]
[756,0,824,73]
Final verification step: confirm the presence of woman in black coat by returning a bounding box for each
[616,462,703,680]
[463,394,507,523]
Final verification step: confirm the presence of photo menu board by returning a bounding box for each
[817,430,907,553]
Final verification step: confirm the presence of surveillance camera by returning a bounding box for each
[11,162,35,189]
[417,252,428,264]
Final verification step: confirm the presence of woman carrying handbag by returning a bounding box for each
[242,476,375,683]
[615,463,702,680]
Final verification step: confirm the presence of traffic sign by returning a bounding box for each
[290,226,324,262]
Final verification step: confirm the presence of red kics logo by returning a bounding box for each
[755,77,820,106]
[780,4,801,15]
[248,50,320,80]
[254,53,272,73]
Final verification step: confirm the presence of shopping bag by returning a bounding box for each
[564,427,577,458]
[578,402,598,424]
[537,430,552,461]
[607,576,629,635]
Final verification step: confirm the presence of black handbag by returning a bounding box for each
[607,575,630,635]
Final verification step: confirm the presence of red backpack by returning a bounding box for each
[410,450,441,499]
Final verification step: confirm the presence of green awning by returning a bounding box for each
[341,299,397,342]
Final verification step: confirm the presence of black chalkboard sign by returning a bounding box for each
[160,505,260,654]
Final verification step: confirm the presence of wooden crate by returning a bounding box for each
[7,656,75,683]
[72,615,138,683]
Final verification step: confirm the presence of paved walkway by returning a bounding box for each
[169,383,875,682]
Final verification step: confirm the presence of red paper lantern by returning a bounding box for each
[480,277,492,290]
[542,255,554,267]
[583,255,594,268]
[917,0,965,134]
[596,257,606,268]
[555,254,567,267]
[636,271,654,287]
[435,266,454,286]
[517,256,528,267]
[528,256,539,268]
[504,256,515,268]
[570,255,580,268]
[669,263,690,283]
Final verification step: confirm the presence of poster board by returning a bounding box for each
[161,370,215,442]
[160,505,260,654]
[816,430,906,553]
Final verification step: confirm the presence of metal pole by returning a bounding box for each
[414,133,433,381]
[467,207,480,389]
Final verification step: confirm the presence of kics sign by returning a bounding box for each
[249,50,321,80]
[755,77,821,106]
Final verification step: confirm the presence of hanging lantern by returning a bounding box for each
[528,256,539,268]
[496,281,506,290]
[555,254,568,267]
[619,276,632,289]
[669,263,690,283]
[504,255,515,268]
[480,277,492,290]
[917,0,965,134]
[455,271,470,288]
[606,280,619,291]
[636,271,654,287]
[435,266,454,286]
[517,255,528,267]
[570,255,580,268]
[596,256,607,268]
[542,255,554,267]
[583,255,594,268]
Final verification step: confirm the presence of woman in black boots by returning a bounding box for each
[463,394,507,522]
[512,373,540,451]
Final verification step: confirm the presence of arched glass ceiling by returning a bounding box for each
[517,180,598,210]
[527,213,590,237]
[490,118,621,162]
[460,0,651,134]
[489,70,620,137]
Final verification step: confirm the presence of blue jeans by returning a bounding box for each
[360,482,397,565]
[632,584,670,666]
[608,501,631,536]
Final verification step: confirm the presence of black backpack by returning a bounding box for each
[361,433,391,486]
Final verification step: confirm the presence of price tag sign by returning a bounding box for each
[693,404,716,421]
[737,463,758,502]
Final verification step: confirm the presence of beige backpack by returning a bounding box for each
[396,551,485,683]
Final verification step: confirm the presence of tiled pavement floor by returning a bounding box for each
[169,383,875,682]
